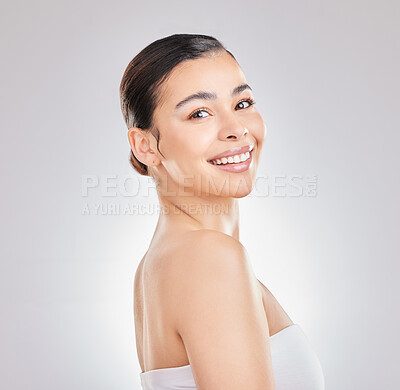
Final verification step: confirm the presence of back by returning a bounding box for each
[134,239,193,375]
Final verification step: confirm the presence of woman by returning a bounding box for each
[119,34,325,390]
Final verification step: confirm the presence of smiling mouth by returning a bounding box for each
[206,149,254,174]
[207,145,254,165]
[207,144,254,165]
[208,151,251,165]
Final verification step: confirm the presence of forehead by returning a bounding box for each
[156,51,247,111]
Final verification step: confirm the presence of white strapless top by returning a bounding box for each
[140,323,325,389]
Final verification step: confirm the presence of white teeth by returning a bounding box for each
[211,151,252,165]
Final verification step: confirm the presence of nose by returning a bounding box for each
[217,111,249,141]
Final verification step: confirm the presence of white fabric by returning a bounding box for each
[140,323,325,389]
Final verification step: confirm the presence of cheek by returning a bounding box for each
[161,125,211,171]
[249,113,267,144]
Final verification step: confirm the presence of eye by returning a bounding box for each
[187,97,256,120]
[188,109,211,120]
[236,98,256,110]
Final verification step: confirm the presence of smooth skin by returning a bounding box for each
[130,51,293,389]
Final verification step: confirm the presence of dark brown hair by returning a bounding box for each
[119,33,235,176]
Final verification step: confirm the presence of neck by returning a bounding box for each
[155,190,240,241]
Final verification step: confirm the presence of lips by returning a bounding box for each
[207,144,254,162]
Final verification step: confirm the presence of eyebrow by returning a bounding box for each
[174,83,253,111]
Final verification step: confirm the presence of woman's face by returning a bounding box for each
[151,50,267,198]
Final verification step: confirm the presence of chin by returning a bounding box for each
[222,174,255,198]
[230,182,254,198]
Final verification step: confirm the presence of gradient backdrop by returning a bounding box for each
[1,0,399,389]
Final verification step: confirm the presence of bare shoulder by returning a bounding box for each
[170,228,249,264]
[164,229,256,292]
[165,229,275,389]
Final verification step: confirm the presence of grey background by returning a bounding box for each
[1,0,399,389]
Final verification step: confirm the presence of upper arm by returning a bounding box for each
[171,230,276,390]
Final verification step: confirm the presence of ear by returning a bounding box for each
[127,127,161,167]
